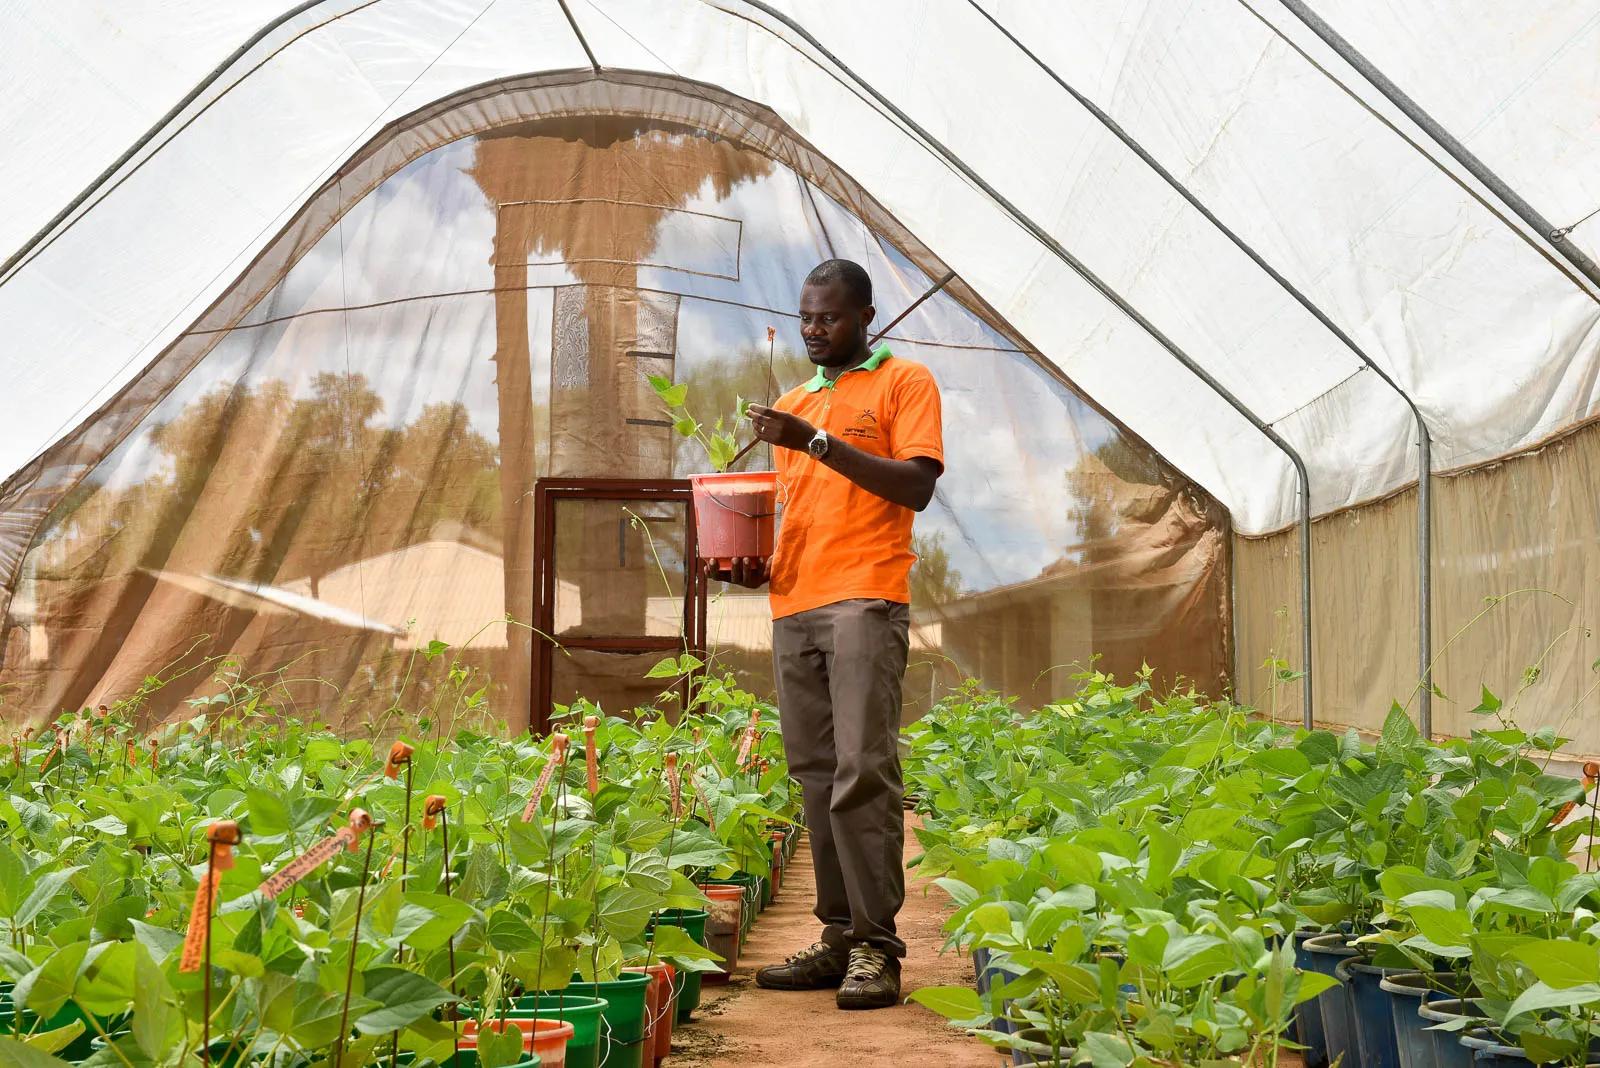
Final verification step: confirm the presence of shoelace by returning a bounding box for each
[785,940,833,964]
[846,945,889,980]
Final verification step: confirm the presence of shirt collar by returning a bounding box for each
[802,344,892,393]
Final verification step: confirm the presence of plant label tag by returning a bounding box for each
[259,827,354,899]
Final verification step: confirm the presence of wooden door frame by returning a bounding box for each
[530,478,707,733]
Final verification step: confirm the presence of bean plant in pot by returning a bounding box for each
[649,375,778,574]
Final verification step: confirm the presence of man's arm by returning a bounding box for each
[747,404,940,512]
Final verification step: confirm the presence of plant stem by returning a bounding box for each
[202,840,218,1066]
[333,830,377,1068]
[440,808,459,1062]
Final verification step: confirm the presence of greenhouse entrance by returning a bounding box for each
[531,478,708,732]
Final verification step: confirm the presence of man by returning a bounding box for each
[713,258,943,1009]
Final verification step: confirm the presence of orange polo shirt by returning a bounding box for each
[768,346,944,620]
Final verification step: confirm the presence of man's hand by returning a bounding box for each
[706,557,769,589]
[749,404,815,452]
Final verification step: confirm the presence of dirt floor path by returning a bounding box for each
[671,815,999,1067]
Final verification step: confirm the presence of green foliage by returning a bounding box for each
[0,658,799,1066]
[648,375,750,473]
[903,667,1600,1065]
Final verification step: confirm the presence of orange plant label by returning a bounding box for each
[178,868,221,973]
[259,825,355,899]
[383,741,414,780]
[518,738,569,824]
[583,717,599,796]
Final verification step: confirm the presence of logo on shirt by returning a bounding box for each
[842,408,881,441]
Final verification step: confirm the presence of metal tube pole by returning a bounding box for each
[723,0,1317,721]
[966,0,1447,729]
[1275,0,1600,293]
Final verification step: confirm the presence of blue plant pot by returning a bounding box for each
[1293,930,1332,1068]
[1417,998,1477,1068]
[1380,971,1459,1068]
[1304,933,1360,1068]
[1337,955,1410,1068]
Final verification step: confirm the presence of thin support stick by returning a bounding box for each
[202,840,218,1065]
[334,831,377,1068]
[440,809,459,1061]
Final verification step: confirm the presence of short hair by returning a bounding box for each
[804,259,872,308]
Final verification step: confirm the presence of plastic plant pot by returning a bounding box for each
[439,1051,542,1068]
[1417,998,1479,1068]
[1010,1027,1077,1067]
[506,994,608,1068]
[1336,955,1411,1068]
[624,963,677,1065]
[970,947,1020,1050]
[1380,970,1459,1068]
[463,1015,574,1066]
[1304,933,1361,1068]
[698,883,744,983]
[1292,930,1331,1068]
[689,471,778,569]
[562,972,653,1068]
[648,909,709,1022]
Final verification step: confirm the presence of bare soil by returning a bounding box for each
[670,815,998,1067]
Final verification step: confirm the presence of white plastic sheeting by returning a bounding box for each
[2,0,1598,535]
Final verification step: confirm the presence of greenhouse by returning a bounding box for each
[1,1,1598,1065]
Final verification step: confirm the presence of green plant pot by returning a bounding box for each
[506,993,607,1068]
[648,908,709,1021]
[557,972,651,1068]
[439,1052,541,1068]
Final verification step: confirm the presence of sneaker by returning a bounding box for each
[755,939,850,990]
[836,945,901,1009]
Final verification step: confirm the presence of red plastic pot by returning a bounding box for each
[625,963,676,1065]
[698,883,743,983]
[460,1017,575,1068]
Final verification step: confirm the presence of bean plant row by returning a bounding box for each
[0,648,795,1067]
[905,667,1600,1067]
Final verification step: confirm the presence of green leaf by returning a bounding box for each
[1409,905,1472,949]
[969,902,1012,936]
[1469,685,1503,715]
[13,867,84,927]
[1081,1030,1142,1067]
[476,1023,528,1068]
[246,789,291,836]
[18,1022,84,1056]
[650,923,723,971]
[1510,940,1600,988]
[597,886,659,940]
[907,985,986,1023]
[352,967,457,1034]
[1504,981,1600,1021]
[659,384,688,409]
[0,1038,73,1068]
[487,909,539,953]
[132,945,178,1059]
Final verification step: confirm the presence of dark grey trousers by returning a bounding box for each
[772,598,911,957]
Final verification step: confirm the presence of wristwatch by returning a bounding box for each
[806,428,830,459]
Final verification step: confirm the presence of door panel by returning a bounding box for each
[532,480,704,732]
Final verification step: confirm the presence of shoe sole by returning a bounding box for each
[835,990,900,1010]
[755,973,846,991]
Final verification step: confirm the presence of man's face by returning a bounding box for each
[798,280,874,368]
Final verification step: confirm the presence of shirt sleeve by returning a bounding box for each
[889,366,944,471]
